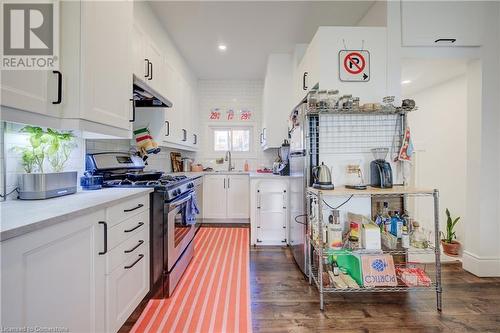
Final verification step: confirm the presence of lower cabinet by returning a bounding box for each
[250,179,289,246]
[203,174,249,221]
[0,194,150,333]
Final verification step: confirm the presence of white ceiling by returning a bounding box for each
[401,59,468,96]
[148,1,378,80]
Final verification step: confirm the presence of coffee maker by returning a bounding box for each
[277,140,290,176]
[370,148,393,188]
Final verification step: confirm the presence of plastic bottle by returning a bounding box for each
[382,203,391,233]
[328,210,343,249]
[391,211,401,237]
[244,160,249,172]
[402,226,410,248]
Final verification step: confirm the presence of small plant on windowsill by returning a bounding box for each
[440,208,461,256]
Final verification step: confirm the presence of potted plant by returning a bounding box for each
[14,126,78,200]
[440,208,461,256]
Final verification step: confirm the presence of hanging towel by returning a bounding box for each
[183,192,200,226]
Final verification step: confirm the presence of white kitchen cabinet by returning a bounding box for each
[1,210,107,332]
[401,1,485,47]
[203,175,228,219]
[294,27,387,105]
[261,54,293,150]
[0,194,151,333]
[227,175,250,218]
[132,24,149,82]
[203,174,249,221]
[250,179,289,246]
[78,0,133,131]
[0,70,60,117]
[1,1,133,137]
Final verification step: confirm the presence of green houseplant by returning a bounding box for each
[13,126,78,200]
[440,208,461,256]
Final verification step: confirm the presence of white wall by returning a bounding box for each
[386,1,500,276]
[197,80,277,171]
[406,75,467,249]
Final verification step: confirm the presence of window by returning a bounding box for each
[211,127,251,152]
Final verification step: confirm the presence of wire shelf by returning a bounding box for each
[309,113,403,155]
[310,241,437,257]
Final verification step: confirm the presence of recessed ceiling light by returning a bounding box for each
[218,44,227,52]
[401,80,412,85]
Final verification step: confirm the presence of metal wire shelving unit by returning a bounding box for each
[305,187,442,311]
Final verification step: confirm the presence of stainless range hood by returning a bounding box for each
[133,75,173,108]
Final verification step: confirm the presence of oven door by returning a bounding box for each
[165,191,196,272]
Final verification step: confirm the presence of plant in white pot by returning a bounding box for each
[440,208,461,256]
[14,126,78,200]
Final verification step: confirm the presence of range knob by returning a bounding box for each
[187,182,194,188]
[176,189,181,195]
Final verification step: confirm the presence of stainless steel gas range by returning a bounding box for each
[86,152,199,298]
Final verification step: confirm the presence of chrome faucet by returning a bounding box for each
[225,151,234,171]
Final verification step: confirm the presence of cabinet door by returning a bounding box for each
[80,0,133,130]
[256,186,287,245]
[106,243,149,333]
[401,1,484,46]
[203,175,227,218]
[1,211,106,332]
[132,25,148,81]
[145,40,164,94]
[163,62,179,145]
[227,175,250,219]
[0,70,59,116]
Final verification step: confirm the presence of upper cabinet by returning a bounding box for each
[77,0,133,131]
[261,54,293,150]
[132,3,199,151]
[294,27,388,105]
[1,1,133,137]
[401,1,485,47]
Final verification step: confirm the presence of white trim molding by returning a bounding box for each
[462,251,500,277]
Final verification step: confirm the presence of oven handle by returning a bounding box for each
[168,191,193,208]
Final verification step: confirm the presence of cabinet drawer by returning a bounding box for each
[108,210,149,250]
[107,225,148,274]
[106,247,149,333]
[107,195,149,227]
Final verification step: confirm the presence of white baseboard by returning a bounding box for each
[462,251,500,277]
[202,218,250,224]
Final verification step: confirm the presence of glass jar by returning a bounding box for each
[316,90,328,110]
[410,221,430,249]
[307,91,318,110]
[326,90,339,110]
[346,164,363,186]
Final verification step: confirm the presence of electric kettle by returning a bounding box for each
[312,162,334,190]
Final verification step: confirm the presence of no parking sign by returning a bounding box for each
[339,50,370,82]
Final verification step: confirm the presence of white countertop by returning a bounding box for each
[169,171,290,178]
[0,188,154,242]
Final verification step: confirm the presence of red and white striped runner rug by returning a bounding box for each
[131,227,252,333]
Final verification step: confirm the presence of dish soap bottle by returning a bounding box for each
[244,160,249,172]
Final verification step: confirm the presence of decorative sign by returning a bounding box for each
[240,110,252,121]
[208,108,252,121]
[339,50,370,82]
[209,108,221,120]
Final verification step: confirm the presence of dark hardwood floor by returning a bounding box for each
[251,246,500,333]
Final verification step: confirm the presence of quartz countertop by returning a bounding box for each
[0,188,154,242]
[168,171,290,178]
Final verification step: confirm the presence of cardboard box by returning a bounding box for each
[362,223,381,250]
